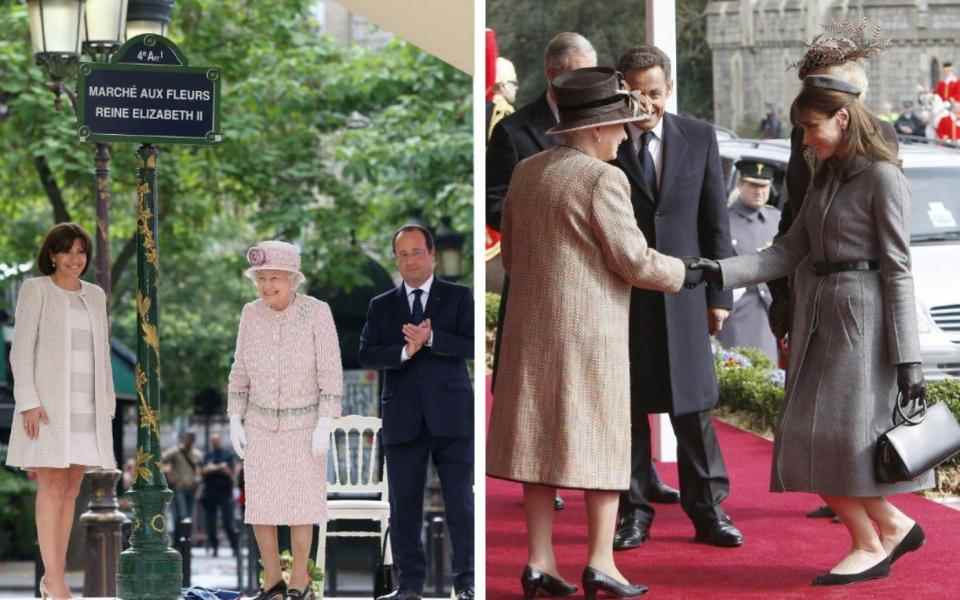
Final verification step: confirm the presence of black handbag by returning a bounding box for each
[875,393,960,483]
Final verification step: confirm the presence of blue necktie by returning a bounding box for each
[640,130,658,199]
[411,289,424,324]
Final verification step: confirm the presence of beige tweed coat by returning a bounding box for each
[6,277,116,470]
[487,146,686,490]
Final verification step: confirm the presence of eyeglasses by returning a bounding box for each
[396,249,427,260]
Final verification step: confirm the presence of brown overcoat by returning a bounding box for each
[486,146,685,490]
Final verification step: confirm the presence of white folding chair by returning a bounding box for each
[317,415,392,581]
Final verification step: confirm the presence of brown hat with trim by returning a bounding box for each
[546,67,650,135]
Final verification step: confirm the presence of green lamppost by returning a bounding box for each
[26,1,185,598]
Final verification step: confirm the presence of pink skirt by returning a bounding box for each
[244,424,328,525]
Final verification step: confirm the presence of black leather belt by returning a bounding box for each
[813,260,879,276]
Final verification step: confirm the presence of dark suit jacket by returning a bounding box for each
[358,277,474,446]
[612,113,734,416]
[486,93,556,231]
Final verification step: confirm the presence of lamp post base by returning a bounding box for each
[117,487,182,600]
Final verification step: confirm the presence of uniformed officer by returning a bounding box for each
[716,158,782,362]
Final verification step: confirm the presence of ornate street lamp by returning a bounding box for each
[83,0,128,59]
[125,0,174,39]
[435,217,465,281]
[26,0,84,82]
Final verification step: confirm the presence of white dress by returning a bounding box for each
[67,291,102,467]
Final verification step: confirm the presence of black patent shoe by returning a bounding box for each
[581,566,648,600]
[693,518,744,547]
[554,494,565,511]
[647,482,681,504]
[890,523,925,564]
[250,580,286,600]
[811,555,891,586]
[520,565,577,599]
[286,587,315,600]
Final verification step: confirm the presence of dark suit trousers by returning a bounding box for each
[385,430,474,594]
[621,412,730,527]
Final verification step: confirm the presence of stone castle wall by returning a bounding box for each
[706,0,960,133]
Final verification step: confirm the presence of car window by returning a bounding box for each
[903,168,960,241]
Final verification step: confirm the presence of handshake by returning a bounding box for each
[681,257,723,289]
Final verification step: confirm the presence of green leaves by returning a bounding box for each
[0,1,471,416]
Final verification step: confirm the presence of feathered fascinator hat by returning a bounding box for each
[790,17,890,79]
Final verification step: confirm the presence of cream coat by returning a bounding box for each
[6,277,116,470]
[487,146,686,490]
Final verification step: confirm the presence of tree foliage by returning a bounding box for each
[0,0,472,414]
[487,0,714,120]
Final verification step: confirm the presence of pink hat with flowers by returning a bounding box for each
[244,240,304,282]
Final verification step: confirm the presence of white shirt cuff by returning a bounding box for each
[401,346,410,362]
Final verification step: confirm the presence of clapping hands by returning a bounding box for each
[403,318,432,357]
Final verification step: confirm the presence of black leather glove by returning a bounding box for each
[896,362,925,403]
[681,257,703,288]
[683,257,722,286]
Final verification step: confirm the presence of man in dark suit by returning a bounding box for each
[486,32,680,510]
[359,224,474,600]
[611,45,743,550]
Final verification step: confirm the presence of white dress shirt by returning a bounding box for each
[400,274,435,362]
[628,117,664,189]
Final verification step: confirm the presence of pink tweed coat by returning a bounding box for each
[228,294,343,524]
[227,295,343,429]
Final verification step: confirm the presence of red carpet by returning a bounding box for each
[485,377,960,598]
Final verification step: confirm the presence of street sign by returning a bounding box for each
[77,62,222,145]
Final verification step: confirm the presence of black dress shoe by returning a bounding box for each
[554,494,565,510]
[375,590,422,600]
[694,518,744,547]
[811,556,891,586]
[455,587,475,600]
[613,517,650,550]
[890,523,925,564]
[647,482,681,504]
[806,505,836,518]
[520,565,577,599]
[250,580,286,600]
[581,566,648,599]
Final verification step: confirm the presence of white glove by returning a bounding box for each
[229,415,247,459]
[312,416,332,458]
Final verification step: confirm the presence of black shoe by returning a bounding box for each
[455,587,475,600]
[554,495,565,511]
[811,556,891,586]
[647,482,681,504]
[890,523,925,564]
[520,565,577,599]
[286,587,315,600]
[613,515,650,551]
[581,566,648,599]
[693,518,744,547]
[250,580,286,600]
[806,505,836,519]
[375,590,422,600]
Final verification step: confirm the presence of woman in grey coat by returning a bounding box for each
[691,74,930,586]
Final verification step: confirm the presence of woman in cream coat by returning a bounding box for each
[7,223,116,599]
[487,67,697,600]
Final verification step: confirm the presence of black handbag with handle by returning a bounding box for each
[875,393,960,483]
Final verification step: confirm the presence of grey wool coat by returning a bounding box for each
[6,277,117,470]
[487,146,686,490]
[720,156,933,496]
